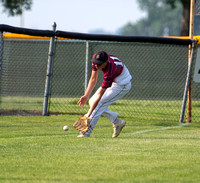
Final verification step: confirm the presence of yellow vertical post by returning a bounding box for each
[187,0,195,123]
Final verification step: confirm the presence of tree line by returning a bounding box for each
[120,0,200,36]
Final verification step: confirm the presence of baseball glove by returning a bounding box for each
[73,116,91,133]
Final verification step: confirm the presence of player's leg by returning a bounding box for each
[84,82,131,137]
[88,87,119,123]
[102,108,119,123]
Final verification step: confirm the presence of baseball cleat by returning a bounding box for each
[77,133,90,138]
[112,119,126,138]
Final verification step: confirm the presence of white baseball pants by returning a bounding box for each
[85,82,131,136]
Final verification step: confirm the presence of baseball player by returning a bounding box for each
[77,51,132,138]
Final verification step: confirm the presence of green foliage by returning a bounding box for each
[121,0,182,36]
[1,116,200,182]
[166,0,190,9]
[0,0,32,16]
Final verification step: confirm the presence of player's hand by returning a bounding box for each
[77,95,88,108]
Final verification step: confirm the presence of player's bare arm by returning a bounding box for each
[77,70,98,107]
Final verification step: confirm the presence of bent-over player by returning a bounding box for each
[77,51,132,138]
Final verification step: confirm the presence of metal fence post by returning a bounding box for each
[180,42,196,122]
[43,22,56,116]
[85,41,89,92]
[0,32,3,114]
[0,32,3,80]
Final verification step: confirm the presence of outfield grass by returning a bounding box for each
[0,115,200,183]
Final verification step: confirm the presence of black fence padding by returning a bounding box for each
[0,24,54,37]
[56,30,193,45]
[0,24,193,45]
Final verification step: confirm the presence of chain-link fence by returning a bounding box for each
[0,25,199,122]
[50,40,200,122]
[195,0,200,15]
[0,38,49,115]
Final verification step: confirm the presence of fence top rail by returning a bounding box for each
[0,24,195,45]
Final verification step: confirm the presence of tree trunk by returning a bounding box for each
[180,2,190,36]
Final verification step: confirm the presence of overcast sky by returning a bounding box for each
[1,0,146,33]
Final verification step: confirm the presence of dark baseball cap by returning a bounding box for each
[91,51,108,65]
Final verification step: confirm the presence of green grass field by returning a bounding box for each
[1,115,200,183]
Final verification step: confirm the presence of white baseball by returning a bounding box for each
[63,125,69,131]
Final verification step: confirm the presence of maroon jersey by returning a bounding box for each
[92,54,124,88]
